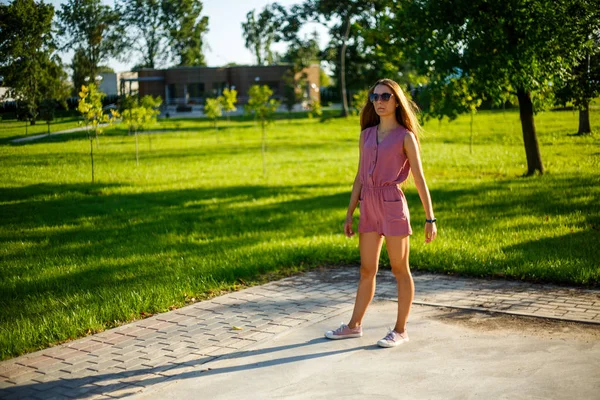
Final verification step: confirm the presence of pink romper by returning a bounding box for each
[358,125,413,236]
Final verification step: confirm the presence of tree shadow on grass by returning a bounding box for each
[404,173,599,285]
[1,172,599,359]
[0,182,122,203]
[501,230,600,284]
[0,182,351,322]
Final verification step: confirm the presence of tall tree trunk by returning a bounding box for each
[470,112,474,154]
[256,42,262,66]
[516,89,544,176]
[261,119,266,178]
[339,14,351,117]
[90,137,95,183]
[578,102,591,134]
[135,130,139,166]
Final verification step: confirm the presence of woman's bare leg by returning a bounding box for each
[348,232,384,329]
[385,235,413,333]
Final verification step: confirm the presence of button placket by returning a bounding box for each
[371,136,378,185]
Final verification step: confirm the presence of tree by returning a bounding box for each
[39,99,57,134]
[555,33,600,135]
[220,88,238,123]
[121,94,142,164]
[307,99,322,119]
[16,99,37,134]
[320,69,332,88]
[352,89,368,115]
[245,85,280,177]
[283,78,304,117]
[121,94,161,165]
[289,0,387,117]
[204,97,223,140]
[241,4,283,65]
[139,95,162,152]
[70,48,92,97]
[0,0,68,128]
[281,33,321,117]
[416,75,483,153]
[116,0,169,69]
[56,0,125,85]
[77,83,119,183]
[394,0,600,176]
[161,0,209,66]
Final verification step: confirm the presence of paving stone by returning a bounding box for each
[57,360,97,375]
[102,382,144,397]
[0,364,36,380]
[0,380,17,389]
[117,371,162,388]
[136,355,178,369]
[88,394,115,400]
[562,311,595,319]
[1,386,42,400]
[5,370,45,385]
[2,266,599,399]
[51,376,96,393]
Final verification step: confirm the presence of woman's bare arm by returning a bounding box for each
[344,131,365,237]
[404,131,437,243]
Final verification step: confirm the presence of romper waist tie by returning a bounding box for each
[362,185,400,191]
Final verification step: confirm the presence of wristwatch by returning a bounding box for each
[425,218,437,224]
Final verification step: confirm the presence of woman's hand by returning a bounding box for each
[344,214,355,237]
[425,222,437,244]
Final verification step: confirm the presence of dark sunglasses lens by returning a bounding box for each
[369,93,392,102]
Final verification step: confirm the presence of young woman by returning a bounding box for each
[325,78,437,348]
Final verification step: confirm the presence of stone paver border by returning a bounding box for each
[0,266,598,399]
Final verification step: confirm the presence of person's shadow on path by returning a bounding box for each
[2,338,385,398]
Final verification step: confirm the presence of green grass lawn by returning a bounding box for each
[0,108,599,360]
[0,114,82,144]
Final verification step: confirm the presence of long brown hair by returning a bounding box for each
[359,78,422,147]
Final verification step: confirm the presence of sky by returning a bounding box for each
[47,0,330,72]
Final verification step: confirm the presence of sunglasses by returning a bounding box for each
[369,92,394,102]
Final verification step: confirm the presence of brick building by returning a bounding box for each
[132,64,320,107]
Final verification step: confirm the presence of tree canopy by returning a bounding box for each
[388,0,600,175]
[161,0,209,66]
[116,0,168,69]
[241,3,285,65]
[0,0,68,123]
[56,0,125,83]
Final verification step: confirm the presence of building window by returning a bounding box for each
[263,81,280,97]
[167,84,176,100]
[188,83,205,103]
[212,82,226,96]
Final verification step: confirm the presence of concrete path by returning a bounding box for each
[1,267,599,399]
[10,125,108,144]
[136,302,600,400]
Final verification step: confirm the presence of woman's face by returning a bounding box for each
[371,84,397,118]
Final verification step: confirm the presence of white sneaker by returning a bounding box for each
[377,329,409,348]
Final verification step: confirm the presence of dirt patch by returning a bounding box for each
[429,306,600,341]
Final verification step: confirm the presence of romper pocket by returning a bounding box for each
[383,200,407,221]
